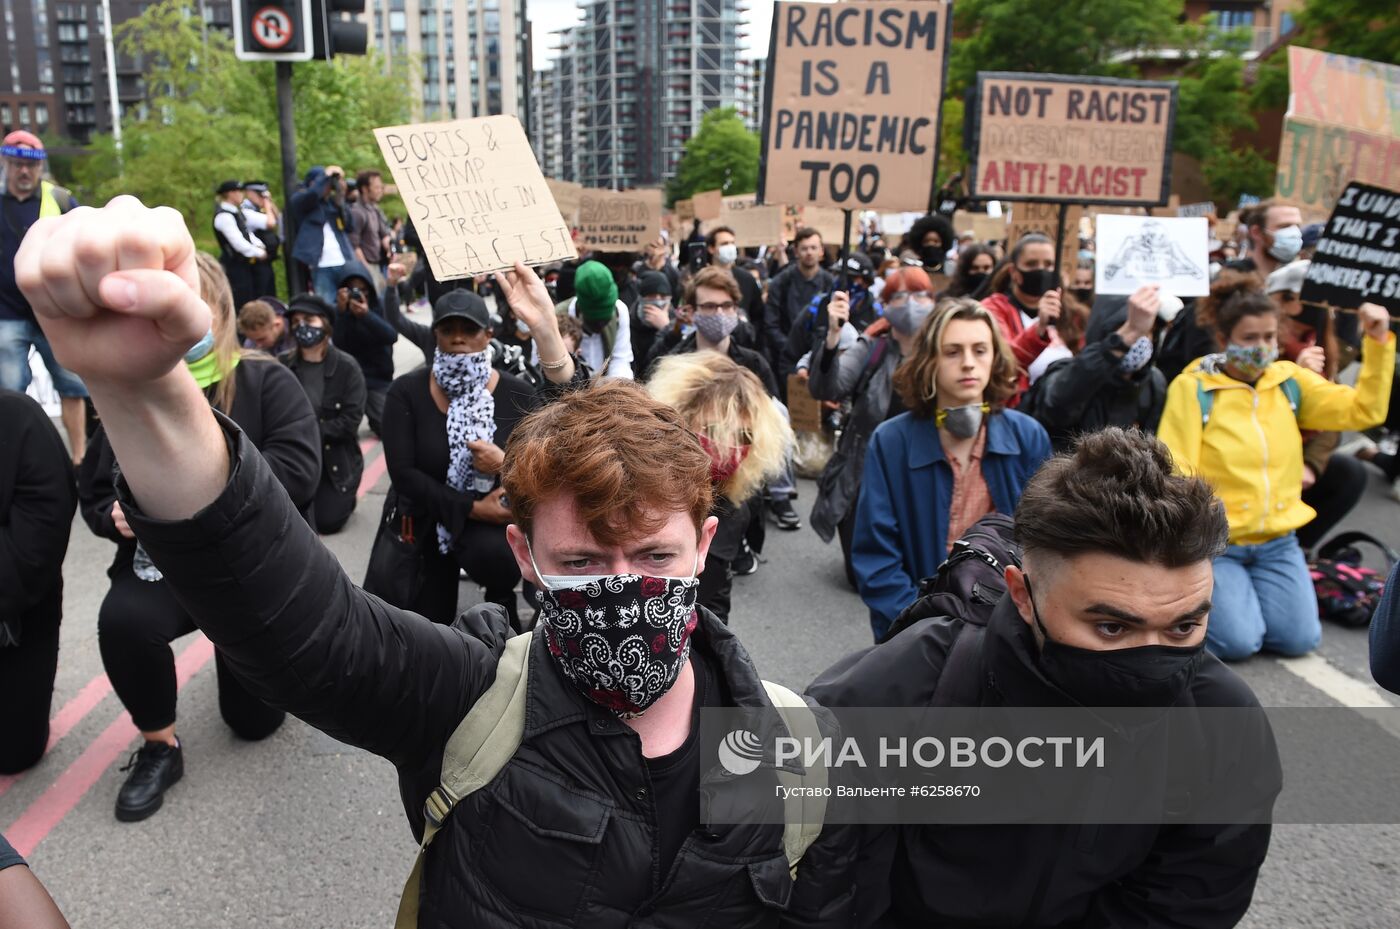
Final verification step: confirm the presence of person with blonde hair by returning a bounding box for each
[76,252,320,822]
[852,296,1052,640]
[646,351,793,620]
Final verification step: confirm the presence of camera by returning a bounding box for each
[348,287,364,303]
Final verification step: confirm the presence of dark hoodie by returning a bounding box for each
[807,598,1278,929]
[332,261,398,387]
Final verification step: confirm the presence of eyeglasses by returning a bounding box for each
[885,291,935,307]
[693,301,738,315]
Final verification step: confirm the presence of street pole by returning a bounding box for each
[100,0,122,164]
[276,61,301,296]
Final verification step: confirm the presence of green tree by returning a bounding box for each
[666,107,760,205]
[1174,25,1275,204]
[947,0,1184,96]
[70,0,414,254]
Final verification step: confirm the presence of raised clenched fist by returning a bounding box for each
[16,195,211,388]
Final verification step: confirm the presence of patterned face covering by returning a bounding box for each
[1224,343,1278,382]
[433,347,495,553]
[529,544,701,717]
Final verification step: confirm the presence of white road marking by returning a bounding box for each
[1275,653,1395,708]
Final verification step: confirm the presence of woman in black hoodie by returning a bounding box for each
[0,389,77,774]
[79,253,319,823]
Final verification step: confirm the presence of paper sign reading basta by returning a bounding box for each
[374,115,576,280]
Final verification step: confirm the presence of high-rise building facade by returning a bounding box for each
[534,0,746,189]
[367,0,529,126]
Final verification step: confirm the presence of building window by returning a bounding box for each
[389,11,405,30]
[0,104,10,126]
[1279,12,1295,33]
[1210,7,1254,29]
[34,102,48,130]
[19,104,29,126]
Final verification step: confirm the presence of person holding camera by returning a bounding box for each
[331,261,397,436]
[288,165,356,299]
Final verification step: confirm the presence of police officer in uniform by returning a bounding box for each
[241,180,281,300]
[212,180,267,310]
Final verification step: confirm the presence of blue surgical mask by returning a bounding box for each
[184,329,215,363]
[1268,226,1303,263]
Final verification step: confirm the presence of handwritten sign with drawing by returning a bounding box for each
[374,115,575,280]
[1095,214,1210,297]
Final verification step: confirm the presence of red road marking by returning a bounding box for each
[358,443,389,497]
[3,637,215,857]
[0,675,114,802]
[0,435,392,854]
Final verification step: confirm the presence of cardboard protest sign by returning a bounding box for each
[545,179,584,226]
[720,194,786,246]
[1301,182,1400,315]
[782,204,802,241]
[676,198,696,224]
[1006,201,1081,271]
[953,210,1008,244]
[577,187,663,252]
[1177,201,1216,219]
[374,115,575,279]
[759,0,950,212]
[800,205,848,245]
[787,375,824,433]
[968,73,1177,206]
[1276,48,1400,218]
[692,189,724,221]
[1095,214,1210,297]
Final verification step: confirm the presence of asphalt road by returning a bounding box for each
[4,335,1399,928]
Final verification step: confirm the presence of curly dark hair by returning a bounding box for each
[1015,427,1229,566]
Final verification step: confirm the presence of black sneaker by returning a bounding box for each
[115,740,184,822]
[732,541,759,576]
[767,497,802,531]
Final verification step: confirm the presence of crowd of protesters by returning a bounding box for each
[3,132,1400,929]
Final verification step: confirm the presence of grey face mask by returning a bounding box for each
[937,403,986,439]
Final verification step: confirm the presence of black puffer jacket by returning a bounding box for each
[280,345,366,495]
[1019,336,1167,452]
[0,390,76,642]
[80,359,320,575]
[808,598,1277,929]
[122,417,856,929]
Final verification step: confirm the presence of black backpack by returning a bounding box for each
[880,513,1022,643]
[1309,532,1397,628]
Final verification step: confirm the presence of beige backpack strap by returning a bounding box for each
[395,631,534,929]
[762,681,828,878]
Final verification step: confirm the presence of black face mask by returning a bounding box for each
[964,271,990,293]
[293,323,329,349]
[1070,287,1094,306]
[920,246,946,273]
[1024,577,1204,708]
[1017,268,1057,298]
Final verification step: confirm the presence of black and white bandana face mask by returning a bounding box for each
[529,543,701,717]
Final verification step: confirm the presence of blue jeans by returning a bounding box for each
[0,318,88,397]
[1208,533,1320,661]
[313,265,345,300]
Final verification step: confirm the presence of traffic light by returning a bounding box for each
[311,0,369,59]
[233,0,314,62]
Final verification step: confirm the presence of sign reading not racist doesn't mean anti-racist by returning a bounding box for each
[759,0,950,213]
[969,73,1177,206]
[374,115,575,280]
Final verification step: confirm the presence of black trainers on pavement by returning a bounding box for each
[768,497,802,531]
[732,540,759,576]
[115,740,184,822]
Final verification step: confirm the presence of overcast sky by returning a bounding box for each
[528,0,774,70]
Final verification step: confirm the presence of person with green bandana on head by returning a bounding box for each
[76,253,319,823]
[549,259,635,379]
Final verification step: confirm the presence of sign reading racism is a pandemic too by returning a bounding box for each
[1302,182,1400,314]
[374,115,576,279]
[577,188,663,251]
[969,73,1177,206]
[759,0,950,212]
[1276,48,1400,218]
